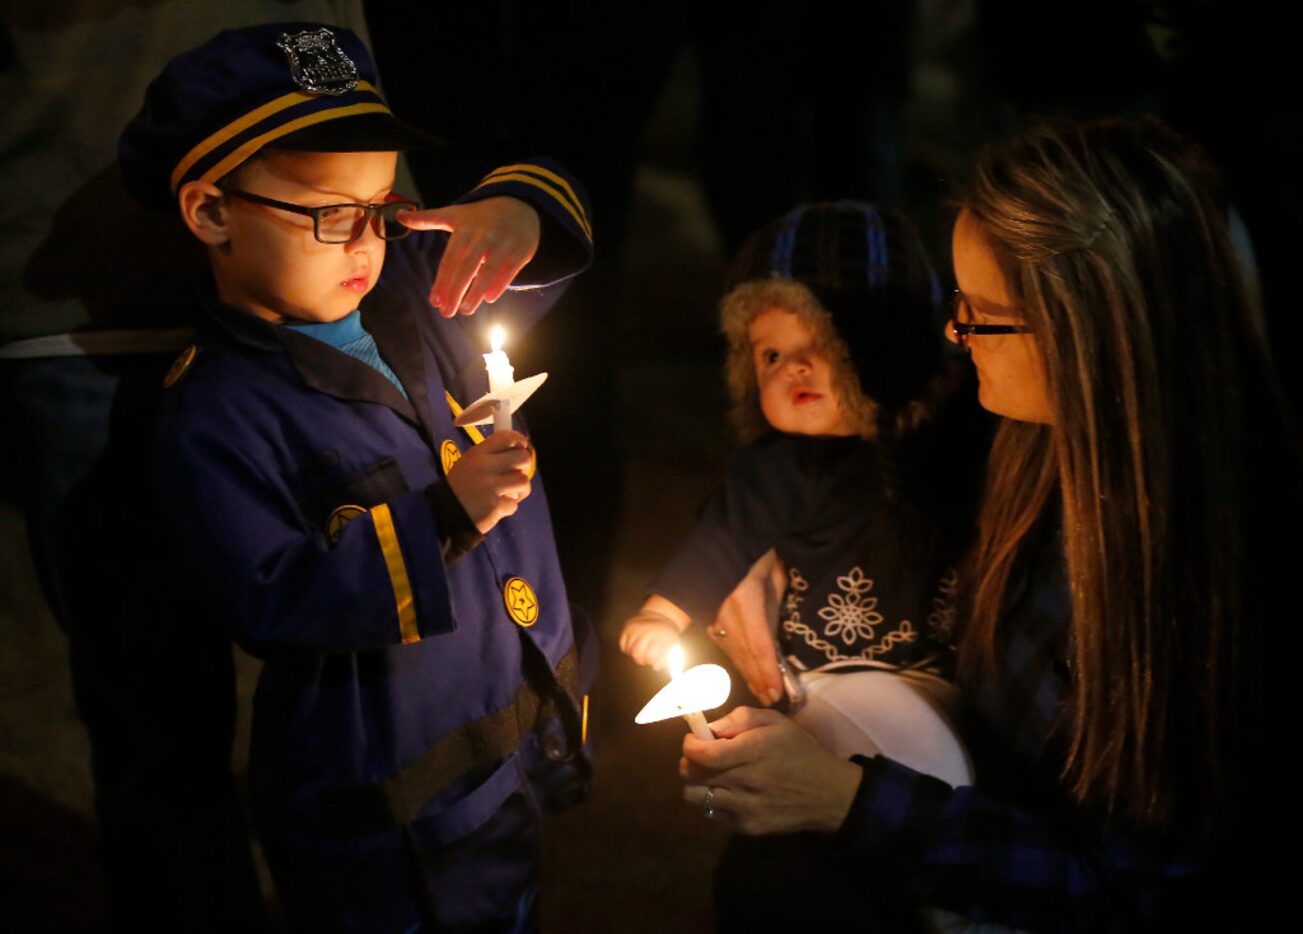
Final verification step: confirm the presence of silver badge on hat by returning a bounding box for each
[277,28,358,96]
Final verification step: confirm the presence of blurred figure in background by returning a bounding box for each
[0,3,372,928]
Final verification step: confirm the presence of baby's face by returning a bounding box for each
[213,150,399,323]
[748,308,856,437]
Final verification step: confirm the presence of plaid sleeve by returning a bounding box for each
[837,755,1205,932]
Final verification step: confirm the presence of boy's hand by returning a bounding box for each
[620,595,692,670]
[445,430,533,534]
[398,197,540,317]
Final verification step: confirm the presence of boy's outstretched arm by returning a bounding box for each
[620,595,691,670]
[397,197,540,316]
[380,157,593,329]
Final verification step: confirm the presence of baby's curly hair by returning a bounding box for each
[720,202,956,444]
[721,279,881,441]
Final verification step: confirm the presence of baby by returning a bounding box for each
[622,202,989,724]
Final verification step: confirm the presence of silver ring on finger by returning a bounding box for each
[703,786,716,819]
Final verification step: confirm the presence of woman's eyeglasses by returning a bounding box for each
[219,187,421,244]
[949,290,1032,349]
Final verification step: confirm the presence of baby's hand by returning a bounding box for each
[620,596,692,669]
[620,614,681,669]
[446,430,533,534]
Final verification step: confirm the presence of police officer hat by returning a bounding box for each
[119,23,442,210]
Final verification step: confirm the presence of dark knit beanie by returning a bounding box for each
[727,201,945,411]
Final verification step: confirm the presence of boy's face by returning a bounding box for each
[212,150,398,323]
[748,308,856,437]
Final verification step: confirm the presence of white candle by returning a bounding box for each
[667,645,715,741]
[483,326,514,433]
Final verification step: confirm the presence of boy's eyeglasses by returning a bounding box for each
[219,187,421,244]
[949,290,1032,349]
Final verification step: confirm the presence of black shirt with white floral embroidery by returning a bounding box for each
[649,423,985,675]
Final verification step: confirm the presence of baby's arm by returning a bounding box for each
[620,594,692,670]
[626,439,802,672]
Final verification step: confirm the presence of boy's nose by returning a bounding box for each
[345,216,383,251]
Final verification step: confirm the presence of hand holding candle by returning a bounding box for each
[635,644,731,741]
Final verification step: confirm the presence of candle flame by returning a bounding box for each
[490,325,506,353]
[667,643,685,680]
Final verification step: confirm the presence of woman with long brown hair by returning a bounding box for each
[679,118,1299,929]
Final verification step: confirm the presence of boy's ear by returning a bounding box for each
[177,181,230,246]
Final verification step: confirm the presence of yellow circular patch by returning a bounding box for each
[440,439,462,474]
[327,504,368,544]
[525,445,537,480]
[163,344,197,388]
[502,576,540,627]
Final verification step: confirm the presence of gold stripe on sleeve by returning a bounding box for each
[479,163,590,232]
[474,170,592,243]
[370,502,419,644]
[169,81,382,192]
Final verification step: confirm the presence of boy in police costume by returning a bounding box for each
[119,23,595,932]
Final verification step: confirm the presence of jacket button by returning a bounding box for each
[502,576,539,627]
[440,439,462,474]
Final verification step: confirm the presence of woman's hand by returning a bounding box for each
[681,706,863,835]
[397,196,541,316]
[709,549,786,705]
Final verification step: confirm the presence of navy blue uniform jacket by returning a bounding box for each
[153,162,595,931]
